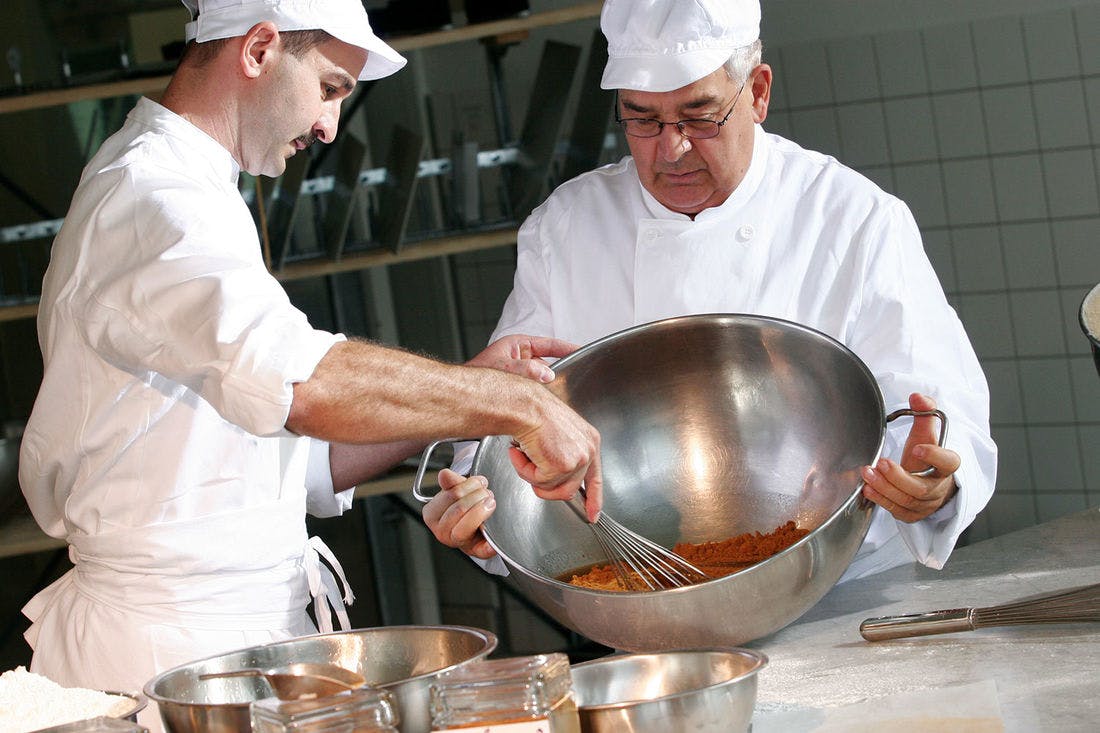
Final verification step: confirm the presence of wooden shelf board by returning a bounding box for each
[0,2,601,115]
[0,228,518,322]
[390,3,601,52]
[275,227,518,283]
[354,467,437,501]
[0,514,66,559]
[0,468,435,559]
[0,75,172,115]
[0,303,40,323]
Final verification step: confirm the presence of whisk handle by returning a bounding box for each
[860,608,975,641]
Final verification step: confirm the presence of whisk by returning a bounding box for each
[409,438,708,591]
[570,487,710,591]
[860,582,1100,641]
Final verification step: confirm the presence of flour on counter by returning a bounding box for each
[0,667,132,733]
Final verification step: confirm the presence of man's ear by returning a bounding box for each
[239,21,280,79]
[749,63,772,125]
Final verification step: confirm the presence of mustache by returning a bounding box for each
[295,133,318,149]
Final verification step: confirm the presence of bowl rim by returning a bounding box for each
[570,647,768,711]
[477,313,884,596]
[104,689,148,720]
[142,624,497,706]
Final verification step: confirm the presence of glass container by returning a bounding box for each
[429,653,580,732]
[250,687,398,733]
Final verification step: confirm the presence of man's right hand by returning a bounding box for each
[508,392,603,523]
[471,334,604,523]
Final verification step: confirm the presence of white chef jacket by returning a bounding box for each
[18,98,353,732]
[484,124,996,582]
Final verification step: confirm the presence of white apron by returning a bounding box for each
[23,494,352,733]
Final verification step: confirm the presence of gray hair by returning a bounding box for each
[723,39,763,83]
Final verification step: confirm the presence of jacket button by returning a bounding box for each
[737,225,755,242]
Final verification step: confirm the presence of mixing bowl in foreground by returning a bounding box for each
[469,314,916,651]
[571,648,767,733]
[143,625,496,733]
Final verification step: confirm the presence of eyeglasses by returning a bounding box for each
[615,83,746,139]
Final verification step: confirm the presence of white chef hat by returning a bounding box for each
[600,0,761,93]
[180,0,406,81]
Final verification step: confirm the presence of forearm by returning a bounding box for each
[287,339,545,445]
[328,439,424,492]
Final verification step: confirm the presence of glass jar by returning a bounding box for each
[429,653,580,733]
[250,687,398,733]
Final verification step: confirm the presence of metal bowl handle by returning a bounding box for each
[411,437,469,503]
[884,408,948,478]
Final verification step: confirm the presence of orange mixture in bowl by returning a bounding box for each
[561,521,810,591]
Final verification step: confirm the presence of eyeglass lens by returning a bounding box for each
[619,119,721,138]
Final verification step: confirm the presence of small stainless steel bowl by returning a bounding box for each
[144,625,496,733]
[571,649,767,733]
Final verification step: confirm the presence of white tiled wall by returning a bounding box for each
[764,3,1100,542]
[446,2,1100,546]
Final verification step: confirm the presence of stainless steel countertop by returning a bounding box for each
[745,508,1100,731]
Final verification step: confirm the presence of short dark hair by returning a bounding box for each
[181,28,334,67]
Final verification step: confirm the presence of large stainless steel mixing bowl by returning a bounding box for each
[144,625,496,733]
[472,314,890,651]
[571,649,766,733]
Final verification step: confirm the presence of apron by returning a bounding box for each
[22,494,352,733]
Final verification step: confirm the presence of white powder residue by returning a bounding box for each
[755,644,930,711]
[0,666,132,733]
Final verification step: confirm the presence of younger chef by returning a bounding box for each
[19,1,601,729]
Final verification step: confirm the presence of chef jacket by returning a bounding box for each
[485,125,997,582]
[18,97,353,731]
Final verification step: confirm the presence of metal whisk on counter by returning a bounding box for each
[860,582,1100,641]
[571,487,710,591]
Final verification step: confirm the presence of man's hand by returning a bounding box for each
[466,334,578,383]
[861,393,961,523]
[508,410,603,522]
[466,333,603,522]
[422,469,498,559]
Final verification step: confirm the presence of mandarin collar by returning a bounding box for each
[128,97,242,186]
[636,124,770,223]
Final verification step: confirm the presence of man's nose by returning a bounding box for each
[657,123,692,161]
[313,103,342,144]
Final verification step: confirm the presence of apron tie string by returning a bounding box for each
[304,536,354,633]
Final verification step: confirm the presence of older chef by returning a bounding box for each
[18,0,601,728]
[424,0,997,581]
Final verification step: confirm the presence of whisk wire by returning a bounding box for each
[572,490,710,591]
[600,517,704,588]
[972,583,1100,626]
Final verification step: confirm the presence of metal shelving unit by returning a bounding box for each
[0,2,603,320]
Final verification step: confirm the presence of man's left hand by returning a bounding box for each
[861,393,961,523]
[466,334,578,383]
